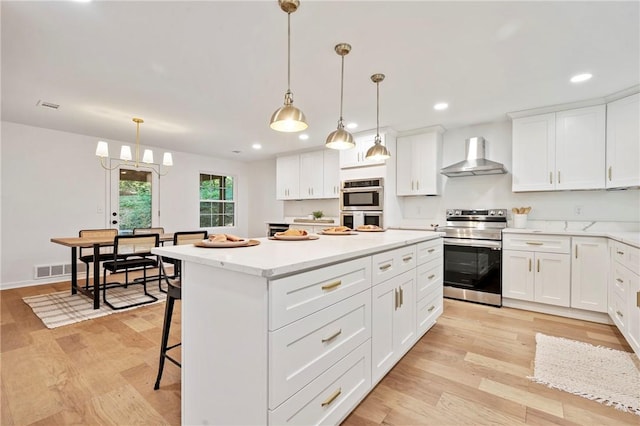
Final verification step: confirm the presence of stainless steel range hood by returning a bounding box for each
[440,137,507,177]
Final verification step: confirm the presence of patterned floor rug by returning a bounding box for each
[530,333,640,415]
[23,283,166,329]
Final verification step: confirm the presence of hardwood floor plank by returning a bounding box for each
[479,378,565,418]
[436,391,527,425]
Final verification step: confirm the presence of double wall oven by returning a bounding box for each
[340,178,384,229]
[441,209,506,307]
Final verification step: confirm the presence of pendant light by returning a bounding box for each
[365,73,391,160]
[270,0,307,132]
[325,43,355,150]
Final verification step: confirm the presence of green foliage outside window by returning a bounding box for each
[119,180,151,231]
[200,174,235,227]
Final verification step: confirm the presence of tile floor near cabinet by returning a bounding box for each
[1,281,637,425]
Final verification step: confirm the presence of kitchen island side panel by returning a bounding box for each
[182,262,268,425]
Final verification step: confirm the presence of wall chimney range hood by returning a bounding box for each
[440,137,507,177]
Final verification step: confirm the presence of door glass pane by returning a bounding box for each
[119,169,152,233]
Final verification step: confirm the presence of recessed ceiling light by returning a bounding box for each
[570,73,592,83]
[252,143,262,150]
[346,122,358,129]
[298,134,309,140]
[434,103,449,111]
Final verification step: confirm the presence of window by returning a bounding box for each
[199,174,235,227]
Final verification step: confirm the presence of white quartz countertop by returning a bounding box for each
[153,230,443,279]
[503,228,640,248]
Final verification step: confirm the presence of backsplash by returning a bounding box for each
[283,199,340,219]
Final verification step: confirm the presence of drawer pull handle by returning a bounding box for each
[616,310,624,318]
[427,305,435,312]
[637,291,640,308]
[394,288,399,310]
[321,280,342,291]
[526,242,544,246]
[380,263,392,271]
[528,258,532,272]
[537,259,540,273]
[321,329,342,343]
[575,244,578,259]
[427,248,435,253]
[617,250,624,255]
[402,256,413,262]
[321,388,342,407]
[428,274,436,280]
[549,172,553,184]
[608,166,612,181]
[616,278,624,283]
[399,286,404,307]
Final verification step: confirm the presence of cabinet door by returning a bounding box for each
[534,253,570,307]
[394,270,417,358]
[413,132,441,195]
[512,113,556,191]
[555,105,605,190]
[299,151,324,199]
[276,155,300,200]
[502,250,534,301]
[340,133,387,169]
[322,149,340,198]
[395,135,414,195]
[606,93,640,188]
[571,237,608,312]
[626,270,640,354]
[371,277,397,384]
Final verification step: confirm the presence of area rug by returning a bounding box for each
[23,284,166,329]
[529,333,640,415]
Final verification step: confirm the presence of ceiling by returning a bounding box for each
[2,1,639,162]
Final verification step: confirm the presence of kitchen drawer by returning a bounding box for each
[503,234,570,254]
[269,290,371,409]
[416,238,443,266]
[610,288,627,331]
[613,241,640,275]
[611,263,628,298]
[269,340,371,426]
[417,286,443,336]
[269,257,371,330]
[371,245,417,286]
[416,258,443,301]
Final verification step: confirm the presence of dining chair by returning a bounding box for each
[133,227,165,236]
[159,230,207,292]
[101,234,159,310]
[78,228,118,290]
[154,257,182,390]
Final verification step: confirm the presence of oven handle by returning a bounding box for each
[444,238,502,249]
[341,186,384,193]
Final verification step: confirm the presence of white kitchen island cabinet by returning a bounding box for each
[153,230,442,426]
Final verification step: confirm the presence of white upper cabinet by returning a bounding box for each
[299,151,324,199]
[276,154,300,200]
[512,105,605,192]
[340,131,389,169]
[276,149,340,200]
[322,149,340,199]
[396,128,443,196]
[606,92,640,189]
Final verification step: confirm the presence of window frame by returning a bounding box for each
[198,172,236,229]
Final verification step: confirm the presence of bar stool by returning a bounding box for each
[154,258,181,390]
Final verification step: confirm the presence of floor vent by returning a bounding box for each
[34,263,86,279]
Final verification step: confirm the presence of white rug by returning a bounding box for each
[23,283,166,329]
[530,333,640,415]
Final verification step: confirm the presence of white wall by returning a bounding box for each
[246,158,283,237]
[0,121,253,288]
[400,120,640,224]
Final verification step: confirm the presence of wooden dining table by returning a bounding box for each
[51,233,174,309]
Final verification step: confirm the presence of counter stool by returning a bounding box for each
[154,258,181,390]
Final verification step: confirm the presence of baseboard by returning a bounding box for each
[502,298,612,324]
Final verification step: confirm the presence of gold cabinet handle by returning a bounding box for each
[399,286,404,307]
[380,263,392,271]
[616,310,624,318]
[575,244,578,259]
[526,242,544,246]
[617,250,625,255]
[616,278,624,283]
[321,329,342,343]
[411,180,414,190]
[394,288,399,310]
[637,291,640,308]
[417,180,420,190]
[608,166,612,181]
[529,258,532,272]
[549,172,553,184]
[428,274,436,280]
[537,259,540,273]
[321,280,342,291]
[321,388,342,407]
[402,256,413,263]
[558,170,561,184]
[427,305,435,312]
[427,248,435,253]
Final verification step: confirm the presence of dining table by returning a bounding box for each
[50,233,174,309]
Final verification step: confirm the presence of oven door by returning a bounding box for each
[340,187,383,211]
[443,238,502,306]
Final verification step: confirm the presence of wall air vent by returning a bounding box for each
[34,263,86,279]
[36,100,60,110]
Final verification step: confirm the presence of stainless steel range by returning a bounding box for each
[441,209,507,307]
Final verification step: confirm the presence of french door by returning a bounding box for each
[109,165,160,234]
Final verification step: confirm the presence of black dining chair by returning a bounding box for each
[154,257,182,390]
[101,234,159,310]
[159,230,207,292]
[78,228,118,290]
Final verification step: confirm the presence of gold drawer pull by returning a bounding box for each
[321,280,342,291]
[637,291,640,308]
[537,259,540,273]
[616,278,624,283]
[428,274,436,280]
[321,329,342,343]
[402,256,413,262]
[526,241,544,246]
[616,310,624,318]
[427,305,435,312]
[617,250,625,255]
[399,286,404,307]
[427,248,435,253]
[380,263,392,271]
[608,166,612,181]
[394,288,399,310]
[528,258,532,272]
[321,388,342,407]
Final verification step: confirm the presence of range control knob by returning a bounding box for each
[455,210,461,216]
[446,209,453,216]
[489,210,496,215]
[497,210,505,216]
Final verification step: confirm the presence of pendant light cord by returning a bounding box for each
[376,81,380,140]
[135,120,140,167]
[339,54,345,122]
[287,12,291,93]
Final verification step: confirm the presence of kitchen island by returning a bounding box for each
[153,230,443,425]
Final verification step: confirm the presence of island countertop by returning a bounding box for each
[153,229,443,279]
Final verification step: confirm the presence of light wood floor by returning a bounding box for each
[2,280,637,425]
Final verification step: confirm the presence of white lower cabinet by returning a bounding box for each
[571,237,608,312]
[609,241,640,356]
[371,269,416,384]
[416,252,443,335]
